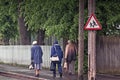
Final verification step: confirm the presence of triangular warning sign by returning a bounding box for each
[84,14,102,30]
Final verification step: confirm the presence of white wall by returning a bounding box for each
[0,45,51,68]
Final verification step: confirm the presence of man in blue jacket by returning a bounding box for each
[51,40,63,78]
[31,41,43,77]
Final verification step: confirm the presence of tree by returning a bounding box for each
[96,0,120,35]
[0,1,18,45]
[23,0,79,42]
[78,0,84,80]
[0,0,31,45]
[18,0,31,45]
[21,0,47,45]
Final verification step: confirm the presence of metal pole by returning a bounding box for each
[88,0,96,80]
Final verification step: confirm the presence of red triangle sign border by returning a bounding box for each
[84,13,102,30]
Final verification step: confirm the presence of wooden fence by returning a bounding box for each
[96,36,120,74]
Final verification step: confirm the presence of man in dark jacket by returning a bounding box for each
[31,41,43,77]
[51,40,63,78]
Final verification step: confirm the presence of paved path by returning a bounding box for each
[96,74,120,80]
[0,75,19,80]
[1,64,120,80]
[0,64,79,80]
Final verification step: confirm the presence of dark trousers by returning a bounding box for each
[52,61,62,76]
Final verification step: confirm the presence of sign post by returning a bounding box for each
[85,0,102,80]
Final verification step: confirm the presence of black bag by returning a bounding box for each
[50,62,55,71]
[31,61,34,68]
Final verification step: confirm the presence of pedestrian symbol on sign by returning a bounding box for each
[84,14,102,30]
[90,20,97,28]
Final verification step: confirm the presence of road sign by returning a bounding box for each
[84,14,102,30]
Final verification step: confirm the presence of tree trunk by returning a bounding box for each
[63,38,68,58]
[63,38,68,52]
[78,0,84,80]
[18,0,31,45]
[37,29,45,45]
[3,37,9,45]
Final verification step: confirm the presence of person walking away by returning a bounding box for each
[64,40,77,75]
[51,40,63,78]
[31,41,43,77]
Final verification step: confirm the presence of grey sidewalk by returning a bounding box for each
[1,64,119,80]
[0,64,79,80]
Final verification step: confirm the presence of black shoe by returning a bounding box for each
[68,72,72,75]
[35,74,39,77]
[60,73,62,78]
[53,74,56,78]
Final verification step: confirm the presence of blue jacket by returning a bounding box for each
[51,41,63,62]
[31,45,43,64]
